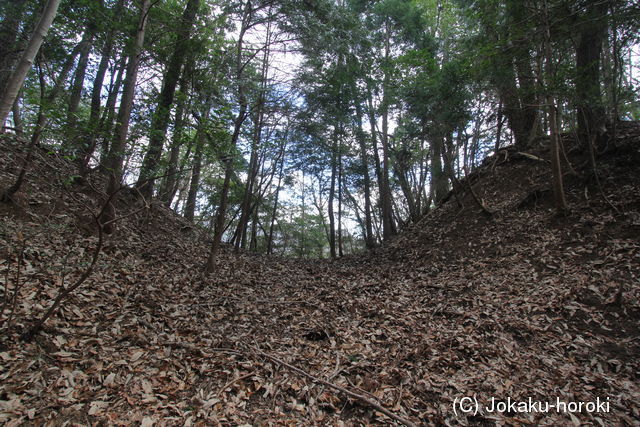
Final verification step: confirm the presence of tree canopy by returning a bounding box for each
[1,0,639,257]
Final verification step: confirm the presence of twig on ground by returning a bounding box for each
[217,371,256,397]
[253,347,418,427]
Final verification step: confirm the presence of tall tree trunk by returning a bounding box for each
[234,16,271,251]
[430,134,448,203]
[0,0,61,129]
[234,114,261,251]
[379,23,395,240]
[544,0,567,214]
[160,60,192,206]
[507,0,540,146]
[100,0,151,233]
[205,0,252,272]
[205,157,234,273]
[98,56,127,164]
[337,146,343,257]
[136,0,201,199]
[28,43,81,145]
[0,0,28,94]
[351,79,375,248]
[394,160,418,222]
[11,93,23,135]
[494,65,530,149]
[576,0,607,146]
[80,0,124,174]
[64,29,94,156]
[2,47,78,201]
[328,137,337,259]
[184,108,209,222]
[267,138,286,255]
[249,203,259,252]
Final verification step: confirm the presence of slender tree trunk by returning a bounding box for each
[205,0,252,272]
[184,108,209,222]
[0,0,61,129]
[576,0,607,146]
[2,43,80,201]
[235,110,263,251]
[64,29,94,156]
[337,146,343,257]
[494,100,503,156]
[160,60,192,206]
[379,24,395,240]
[11,94,23,135]
[351,80,375,248]
[0,0,28,94]
[234,16,271,251]
[168,130,196,210]
[249,204,259,252]
[395,161,418,221]
[100,0,151,233]
[267,138,286,255]
[328,135,337,259]
[136,0,201,199]
[205,158,233,273]
[98,56,126,164]
[430,133,448,203]
[28,44,81,145]
[508,0,540,146]
[544,0,567,214]
[81,0,124,174]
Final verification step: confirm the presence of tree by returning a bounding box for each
[79,0,127,174]
[136,0,202,199]
[575,0,609,145]
[543,0,567,214]
[100,0,152,233]
[0,0,61,129]
[0,0,28,94]
[206,0,257,273]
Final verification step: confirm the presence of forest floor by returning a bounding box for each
[1,124,639,426]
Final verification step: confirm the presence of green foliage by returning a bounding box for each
[6,0,638,257]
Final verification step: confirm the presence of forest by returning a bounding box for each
[1,0,640,425]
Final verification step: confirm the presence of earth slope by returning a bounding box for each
[0,125,639,425]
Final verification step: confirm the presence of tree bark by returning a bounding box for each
[184,108,209,222]
[0,0,61,129]
[205,0,252,272]
[379,23,395,240]
[11,94,23,135]
[136,0,201,199]
[98,56,127,164]
[430,134,448,203]
[266,137,286,255]
[576,0,608,146]
[0,0,28,95]
[160,60,192,206]
[80,0,125,174]
[543,0,567,214]
[64,28,94,156]
[328,135,337,259]
[351,76,375,248]
[100,0,151,233]
[337,144,343,257]
[2,49,78,201]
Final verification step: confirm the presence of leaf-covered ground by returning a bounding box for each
[1,125,639,425]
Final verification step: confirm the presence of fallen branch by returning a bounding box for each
[20,186,148,341]
[516,151,548,163]
[254,348,417,427]
[217,371,256,397]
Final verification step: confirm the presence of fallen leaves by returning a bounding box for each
[1,129,640,425]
